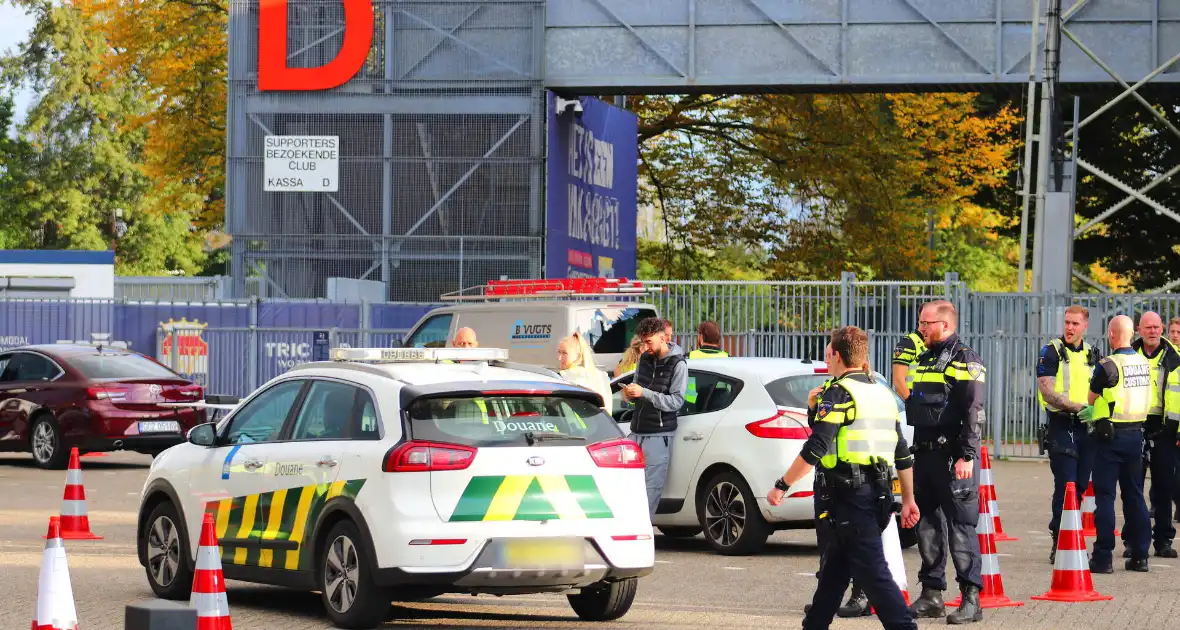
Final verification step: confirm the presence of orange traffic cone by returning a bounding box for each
[31,516,80,630]
[980,446,1017,542]
[947,485,1023,609]
[191,512,232,629]
[49,448,102,540]
[1081,480,1119,537]
[1031,482,1113,603]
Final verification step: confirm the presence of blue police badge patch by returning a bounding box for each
[967,362,984,380]
[817,402,833,418]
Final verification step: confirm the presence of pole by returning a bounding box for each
[1032,0,1062,293]
[1016,0,1042,293]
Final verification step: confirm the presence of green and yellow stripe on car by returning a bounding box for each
[204,479,366,570]
[449,474,614,521]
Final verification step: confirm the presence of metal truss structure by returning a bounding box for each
[227,0,1180,299]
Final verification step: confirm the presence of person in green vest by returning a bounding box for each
[890,327,926,401]
[688,320,729,359]
[1130,311,1180,558]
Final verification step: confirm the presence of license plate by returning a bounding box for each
[498,538,583,570]
[139,421,181,434]
[891,479,901,495]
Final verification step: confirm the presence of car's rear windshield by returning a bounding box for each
[70,353,181,380]
[406,394,622,447]
[764,374,831,408]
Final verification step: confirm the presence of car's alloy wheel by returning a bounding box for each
[29,416,68,470]
[147,515,182,588]
[32,421,56,464]
[698,471,770,555]
[325,534,361,614]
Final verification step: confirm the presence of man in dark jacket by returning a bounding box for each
[623,317,689,518]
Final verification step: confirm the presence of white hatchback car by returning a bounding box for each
[610,357,916,555]
[136,348,655,629]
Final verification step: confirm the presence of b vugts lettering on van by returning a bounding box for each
[512,322,553,340]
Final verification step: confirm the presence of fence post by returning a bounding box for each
[247,298,259,393]
[840,271,856,326]
[125,600,196,630]
[943,272,961,316]
[360,299,371,347]
[991,330,1005,459]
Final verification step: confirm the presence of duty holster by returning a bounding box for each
[1038,423,1049,455]
[818,461,896,529]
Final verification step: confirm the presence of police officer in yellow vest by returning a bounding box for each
[1129,311,1180,558]
[891,328,927,400]
[688,320,729,359]
[768,326,919,630]
[1082,314,1152,573]
[1036,305,1098,562]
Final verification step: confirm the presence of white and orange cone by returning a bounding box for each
[1032,482,1113,603]
[947,486,1023,608]
[980,446,1017,542]
[50,447,102,540]
[31,516,79,630]
[878,515,911,608]
[1081,480,1119,538]
[191,512,232,629]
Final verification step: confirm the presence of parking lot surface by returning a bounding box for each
[2,451,1177,629]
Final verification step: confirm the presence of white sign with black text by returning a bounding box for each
[263,135,339,192]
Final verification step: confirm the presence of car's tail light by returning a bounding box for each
[383,441,476,472]
[86,386,128,401]
[587,438,645,469]
[178,384,204,399]
[746,410,812,439]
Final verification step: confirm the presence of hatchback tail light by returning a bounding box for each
[383,441,476,472]
[746,410,812,439]
[86,386,128,401]
[587,438,645,469]
[178,384,204,399]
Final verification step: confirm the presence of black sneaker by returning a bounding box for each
[1155,544,1178,558]
[1090,558,1114,574]
[1126,557,1150,572]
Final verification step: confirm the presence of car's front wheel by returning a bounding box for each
[143,501,193,600]
[567,578,638,621]
[697,471,771,555]
[318,520,389,629]
[29,414,69,470]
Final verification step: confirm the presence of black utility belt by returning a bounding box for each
[1047,412,1083,428]
[1109,421,1144,431]
[817,463,892,490]
[911,439,954,453]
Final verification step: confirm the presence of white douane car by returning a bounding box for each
[610,357,916,555]
[135,348,655,629]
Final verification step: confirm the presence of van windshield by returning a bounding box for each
[576,307,658,354]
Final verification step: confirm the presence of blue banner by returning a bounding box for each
[545,92,639,280]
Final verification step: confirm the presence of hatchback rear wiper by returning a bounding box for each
[524,431,585,445]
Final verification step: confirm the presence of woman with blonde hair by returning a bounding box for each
[557,332,613,416]
[615,334,643,376]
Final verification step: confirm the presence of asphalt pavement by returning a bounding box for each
[1,450,1176,629]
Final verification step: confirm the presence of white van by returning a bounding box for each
[401,301,661,373]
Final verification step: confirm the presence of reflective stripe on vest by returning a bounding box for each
[1096,353,1152,423]
[820,378,899,468]
[1038,339,1094,412]
[905,332,927,388]
[688,348,729,359]
[1166,367,1180,423]
[1138,345,1168,416]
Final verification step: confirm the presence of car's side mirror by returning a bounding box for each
[187,423,217,447]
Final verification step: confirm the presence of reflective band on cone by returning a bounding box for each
[190,512,232,629]
[947,482,1023,609]
[49,448,102,541]
[1031,482,1113,603]
[1081,480,1119,538]
[31,517,79,630]
[980,446,1017,542]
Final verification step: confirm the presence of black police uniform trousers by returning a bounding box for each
[1093,422,1151,564]
[802,483,916,630]
[1140,416,1177,548]
[1047,411,1094,535]
[914,450,983,591]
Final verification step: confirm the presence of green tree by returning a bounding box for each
[1,0,207,274]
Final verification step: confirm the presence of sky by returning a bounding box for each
[0,2,35,128]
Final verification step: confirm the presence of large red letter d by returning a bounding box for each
[258,0,374,91]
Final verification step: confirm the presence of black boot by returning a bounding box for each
[908,586,944,618]
[1155,542,1178,558]
[836,586,870,618]
[1049,531,1058,564]
[1126,556,1150,572]
[946,584,983,625]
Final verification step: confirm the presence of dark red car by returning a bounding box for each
[0,344,206,469]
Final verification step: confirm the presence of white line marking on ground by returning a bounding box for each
[723,566,744,571]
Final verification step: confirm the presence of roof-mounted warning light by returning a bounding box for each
[439,278,665,302]
[329,347,510,363]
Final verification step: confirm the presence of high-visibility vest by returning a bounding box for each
[1165,366,1180,423]
[1038,338,1096,412]
[688,347,729,359]
[1093,352,1151,423]
[1137,344,1172,416]
[818,377,900,469]
[901,332,927,389]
